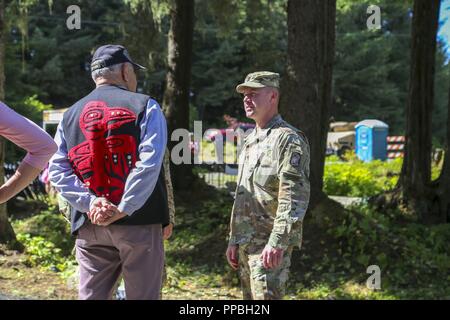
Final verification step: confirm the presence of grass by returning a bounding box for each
[1,158,449,300]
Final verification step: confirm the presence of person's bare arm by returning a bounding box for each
[0,161,42,204]
[0,102,57,203]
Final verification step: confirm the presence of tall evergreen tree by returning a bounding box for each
[281,0,336,210]
[162,0,195,190]
[333,0,413,134]
[375,0,448,223]
[400,0,441,221]
[399,0,440,215]
[435,85,450,223]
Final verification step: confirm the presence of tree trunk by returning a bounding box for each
[398,0,441,221]
[431,86,450,223]
[371,0,445,223]
[162,0,195,190]
[281,0,336,210]
[0,0,19,246]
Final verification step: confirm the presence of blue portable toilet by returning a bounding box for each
[355,120,389,161]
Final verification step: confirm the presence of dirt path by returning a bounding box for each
[0,293,16,300]
[1,250,241,300]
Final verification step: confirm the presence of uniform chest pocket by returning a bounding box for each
[252,154,277,189]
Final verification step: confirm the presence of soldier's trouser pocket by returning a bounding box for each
[248,256,269,300]
[244,246,293,300]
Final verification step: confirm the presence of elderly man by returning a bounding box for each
[49,44,170,300]
[226,71,310,300]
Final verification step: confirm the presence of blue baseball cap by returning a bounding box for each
[91,44,146,72]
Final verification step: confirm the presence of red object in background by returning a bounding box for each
[386,136,405,159]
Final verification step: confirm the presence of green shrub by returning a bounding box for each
[13,204,74,256]
[324,153,444,197]
[325,204,450,297]
[324,155,401,197]
[16,233,73,272]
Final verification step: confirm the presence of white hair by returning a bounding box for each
[91,63,125,81]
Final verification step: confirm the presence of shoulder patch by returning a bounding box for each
[290,152,301,167]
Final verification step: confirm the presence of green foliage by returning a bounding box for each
[11,197,75,274]
[4,0,449,145]
[23,94,53,119]
[191,0,287,126]
[333,0,412,134]
[166,190,231,253]
[324,153,443,197]
[8,184,450,299]
[16,233,71,272]
[293,281,397,300]
[432,41,450,145]
[2,0,450,299]
[164,188,238,289]
[319,204,450,298]
[324,155,401,197]
[2,94,55,162]
[163,186,450,299]
[5,0,134,108]
[13,202,74,256]
[334,0,450,145]
[124,0,171,27]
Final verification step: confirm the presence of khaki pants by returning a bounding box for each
[75,223,164,300]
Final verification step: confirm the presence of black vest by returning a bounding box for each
[62,85,169,234]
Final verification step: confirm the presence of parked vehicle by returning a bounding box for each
[326,121,357,158]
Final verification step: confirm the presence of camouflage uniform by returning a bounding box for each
[230,71,310,300]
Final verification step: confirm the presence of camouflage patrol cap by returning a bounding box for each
[236,71,280,93]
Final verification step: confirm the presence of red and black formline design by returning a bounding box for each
[68,101,138,204]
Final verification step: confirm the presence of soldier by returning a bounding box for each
[226,71,310,300]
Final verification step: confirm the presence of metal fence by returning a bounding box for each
[196,164,238,190]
